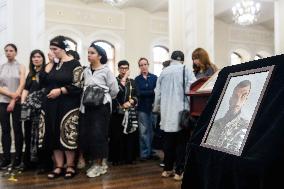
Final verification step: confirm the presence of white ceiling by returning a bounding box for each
[80,0,274,30]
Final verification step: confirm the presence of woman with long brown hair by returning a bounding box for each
[21,49,53,173]
[192,48,217,79]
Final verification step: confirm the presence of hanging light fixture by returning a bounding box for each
[232,0,261,26]
[103,0,128,6]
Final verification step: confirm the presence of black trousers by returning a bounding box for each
[163,130,188,174]
[0,103,23,161]
[109,113,139,164]
[24,120,53,170]
[23,120,32,166]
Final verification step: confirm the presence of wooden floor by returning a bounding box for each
[0,160,181,189]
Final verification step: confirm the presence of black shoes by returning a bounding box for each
[12,157,22,168]
[139,155,160,162]
[0,160,11,170]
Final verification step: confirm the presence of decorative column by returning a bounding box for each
[0,0,45,67]
[274,0,284,55]
[168,0,214,64]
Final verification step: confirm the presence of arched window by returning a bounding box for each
[254,54,262,60]
[231,52,243,65]
[93,40,115,73]
[153,45,169,76]
[65,37,78,51]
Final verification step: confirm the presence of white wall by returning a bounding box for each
[0,0,45,68]
[45,1,274,75]
[214,19,274,69]
[45,0,168,78]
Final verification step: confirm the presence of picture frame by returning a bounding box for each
[196,70,220,93]
[200,66,275,156]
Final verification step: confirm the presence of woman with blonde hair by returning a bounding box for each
[192,48,217,79]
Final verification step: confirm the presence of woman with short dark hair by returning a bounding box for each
[109,60,139,165]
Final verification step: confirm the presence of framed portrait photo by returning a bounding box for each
[201,66,275,156]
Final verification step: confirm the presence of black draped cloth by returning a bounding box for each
[182,55,284,189]
[109,77,139,164]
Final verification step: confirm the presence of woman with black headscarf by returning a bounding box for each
[79,42,119,178]
[40,36,83,179]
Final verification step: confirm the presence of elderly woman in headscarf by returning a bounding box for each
[79,42,119,178]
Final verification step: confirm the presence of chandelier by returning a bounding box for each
[232,0,261,26]
[103,0,128,6]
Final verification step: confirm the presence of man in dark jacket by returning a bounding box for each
[135,58,157,160]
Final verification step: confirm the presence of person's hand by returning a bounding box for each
[15,91,21,98]
[47,88,61,99]
[10,92,20,100]
[124,70,130,78]
[48,51,55,63]
[7,99,16,112]
[122,101,131,109]
[45,62,54,73]
[152,105,160,113]
[129,99,134,105]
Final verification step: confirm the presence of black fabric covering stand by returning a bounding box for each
[182,55,284,189]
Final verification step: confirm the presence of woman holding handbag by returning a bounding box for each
[79,43,119,178]
[109,60,139,165]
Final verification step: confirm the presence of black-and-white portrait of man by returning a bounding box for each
[206,80,251,152]
[202,66,274,156]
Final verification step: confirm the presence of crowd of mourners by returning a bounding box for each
[0,35,217,181]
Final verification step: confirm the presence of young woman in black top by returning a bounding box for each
[40,36,83,179]
[21,49,53,172]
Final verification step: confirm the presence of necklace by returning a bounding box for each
[55,62,63,70]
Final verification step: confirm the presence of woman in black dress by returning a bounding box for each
[109,60,139,165]
[40,36,83,179]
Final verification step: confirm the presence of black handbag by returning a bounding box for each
[82,85,105,106]
[179,66,195,130]
[179,109,196,129]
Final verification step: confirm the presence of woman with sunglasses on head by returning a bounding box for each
[0,43,26,170]
[40,36,83,179]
